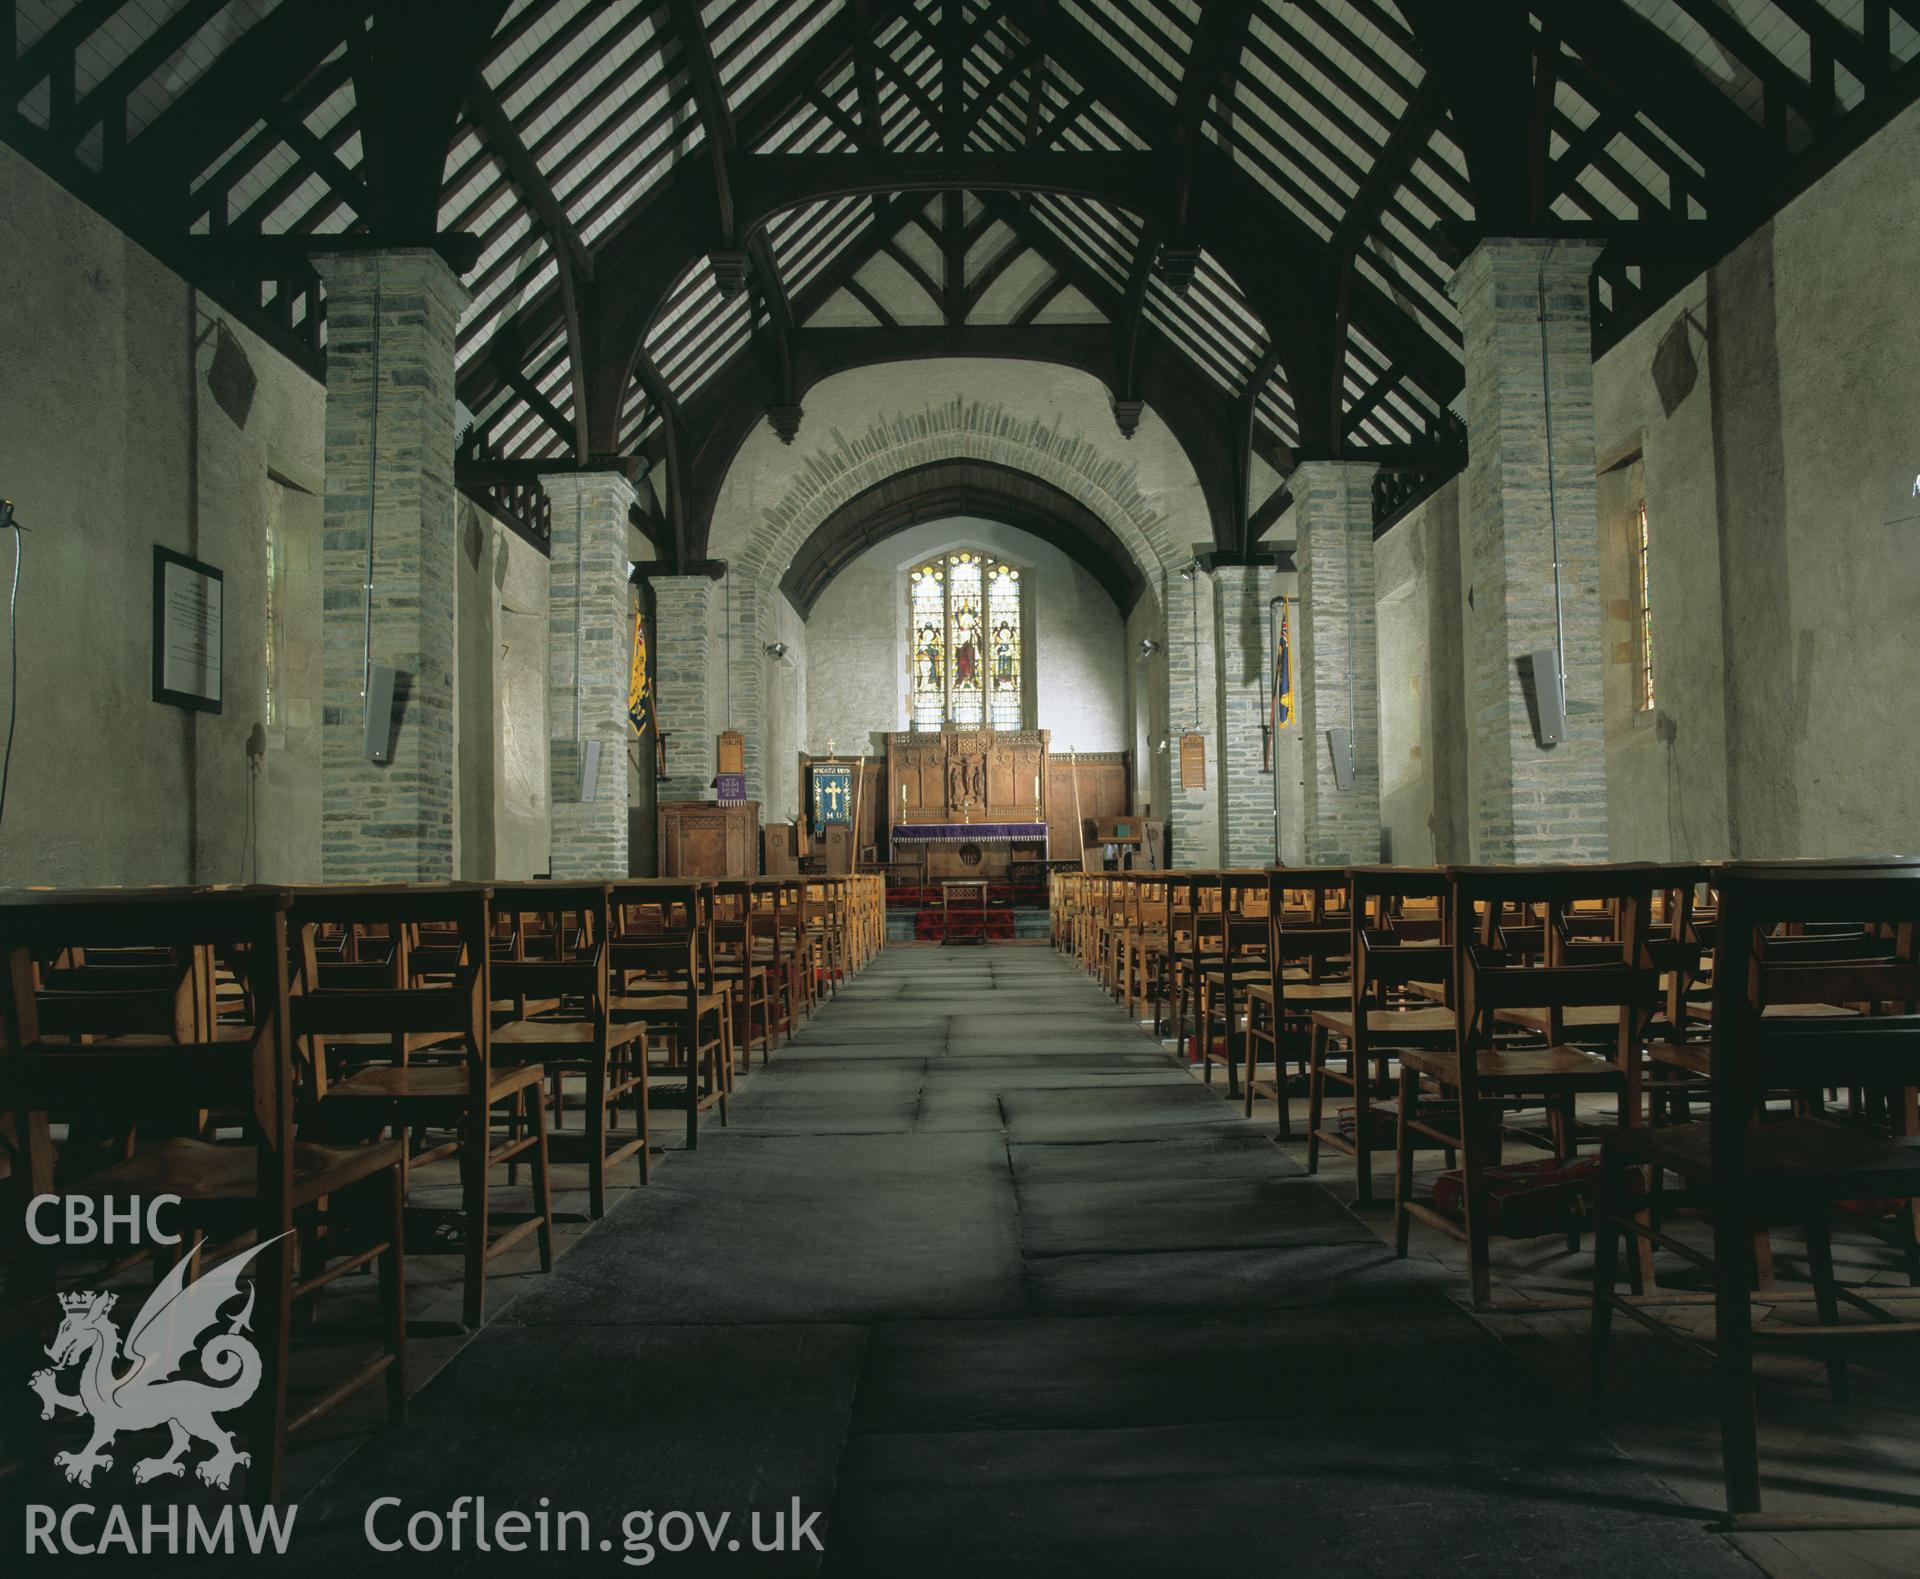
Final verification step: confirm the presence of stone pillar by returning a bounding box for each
[1452,239,1609,862]
[317,250,469,882]
[1164,562,1222,868]
[651,575,716,802]
[542,470,637,878]
[1214,562,1278,865]
[1291,460,1383,865]
[721,570,766,803]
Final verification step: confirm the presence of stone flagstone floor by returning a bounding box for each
[257,946,1767,1577]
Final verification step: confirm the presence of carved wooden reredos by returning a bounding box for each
[888,729,1049,825]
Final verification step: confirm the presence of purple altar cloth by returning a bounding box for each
[890,822,1048,844]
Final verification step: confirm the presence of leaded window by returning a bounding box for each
[907,551,1024,729]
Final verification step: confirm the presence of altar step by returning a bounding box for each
[887,907,1050,943]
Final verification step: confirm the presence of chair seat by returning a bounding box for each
[323,1060,543,1104]
[1645,1038,1712,1075]
[1609,1117,1920,1198]
[493,1018,646,1054]
[75,1135,403,1208]
[1282,981,1352,1003]
[1310,1005,1456,1042]
[612,991,728,1016]
[1686,999,1858,1023]
[1400,1042,1625,1092]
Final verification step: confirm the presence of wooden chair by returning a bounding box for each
[1244,869,1352,1133]
[1590,859,1920,1520]
[1197,873,1267,1102]
[2,887,408,1504]
[610,882,731,1149]
[1307,867,1456,1204]
[488,883,649,1219]
[288,884,553,1332]
[711,881,778,1067]
[1120,875,1171,1021]
[1394,864,1661,1310]
[802,879,847,999]
[1151,872,1201,1043]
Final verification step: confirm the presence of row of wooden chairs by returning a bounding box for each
[1,873,882,1506]
[1053,858,1920,1522]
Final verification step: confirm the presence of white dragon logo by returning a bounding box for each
[28,1233,287,1491]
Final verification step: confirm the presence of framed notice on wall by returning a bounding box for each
[1179,731,1206,790]
[152,545,223,713]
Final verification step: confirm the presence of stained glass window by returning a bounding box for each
[909,561,946,730]
[948,552,984,726]
[987,561,1021,728]
[906,550,1024,729]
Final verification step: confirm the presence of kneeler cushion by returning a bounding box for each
[1430,1154,1645,1239]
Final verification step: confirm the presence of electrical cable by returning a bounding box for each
[0,506,22,835]
[1537,241,1567,678]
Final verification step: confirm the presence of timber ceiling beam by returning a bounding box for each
[1164,0,1253,287]
[1552,0,1786,214]
[667,0,740,252]
[1325,76,1445,455]
[1017,3,1454,443]
[724,151,1177,235]
[117,2,372,209]
[664,0,799,429]
[348,0,515,235]
[1397,0,1535,232]
[1024,0,1052,148]
[464,76,594,283]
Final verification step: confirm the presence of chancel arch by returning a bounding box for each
[693,360,1223,863]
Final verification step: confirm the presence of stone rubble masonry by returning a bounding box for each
[1292,460,1384,865]
[1214,562,1279,865]
[542,470,638,879]
[720,568,765,802]
[317,250,469,883]
[651,575,716,803]
[1165,563,1222,868]
[1453,239,1610,862]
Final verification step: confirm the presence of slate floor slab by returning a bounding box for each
[230,944,1752,1577]
[823,1416,1751,1579]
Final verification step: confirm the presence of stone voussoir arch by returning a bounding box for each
[736,396,1185,603]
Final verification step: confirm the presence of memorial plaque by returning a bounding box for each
[152,545,223,713]
[1179,731,1206,790]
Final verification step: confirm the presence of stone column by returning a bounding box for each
[1214,562,1278,865]
[1291,460,1383,865]
[316,250,469,882]
[542,470,637,878]
[721,570,766,802]
[1164,561,1222,868]
[650,575,716,802]
[1452,239,1609,862]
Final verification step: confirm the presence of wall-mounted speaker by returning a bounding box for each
[1326,727,1354,791]
[1530,647,1567,746]
[577,738,603,802]
[363,663,397,762]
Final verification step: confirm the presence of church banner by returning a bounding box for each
[810,764,853,839]
[628,610,653,738]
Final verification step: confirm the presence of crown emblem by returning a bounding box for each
[59,1291,112,1314]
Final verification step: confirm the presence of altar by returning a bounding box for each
[885,728,1050,880]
